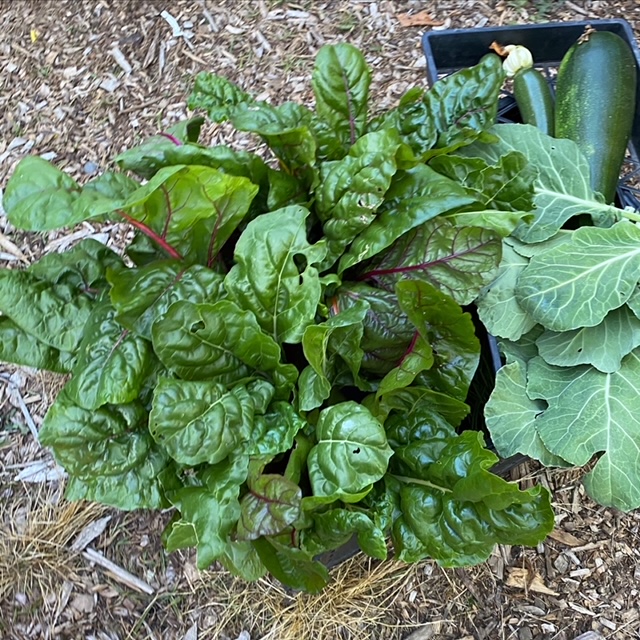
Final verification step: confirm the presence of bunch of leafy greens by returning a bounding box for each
[466,124,640,512]
[0,44,553,592]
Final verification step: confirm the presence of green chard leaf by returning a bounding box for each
[339,165,477,274]
[299,299,368,411]
[315,130,410,269]
[333,283,415,376]
[0,269,94,353]
[225,206,326,344]
[385,401,554,566]
[4,157,138,230]
[248,401,306,457]
[121,165,258,265]
[394,280,480,400]
[218,541,267,582]
[108,261,225,339]
[39,390,171,510]
[252,537,330,593]
[312,43,371,159]
[527,352,640,511]
[28,239,123,292]
[236,474,302,540]
[187,72,256,122]
[516,221,640,331]
[461,124,621,242]
[149,377,268,465]
[164,455,249,569]
[361,217,501,305]
[0,317,75,373]
[307,401,393,501]
[151,300,296,396]
[65,300,153,410]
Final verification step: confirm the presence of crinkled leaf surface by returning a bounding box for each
[430,151,536,212]
[339,164,476,273]
[248,401,306,456]
[362,218,501,305]
[311,43,370,157]
[66,301,153,410]
[485,361,568,466]
[218,541,267,582]
[151,300,296,396]
[516,221,640,331]
[187,72,256,122]
[385,402,554,565]
[396,280,480,400]
[527,353,640,511]
[315,130,406,268]
[307,401,393,500]
[536,305,640,373]
[0,269,94,353]
[150,378,255,465]
[225,206,326,344]
[164,456,249,569]
[230,102,316,172]
[109,261,225,339]
[376,333,433,397]
[426,53,505,150]
[475,240,536,341]
[0,317,75,373]
[299,300,368,411]
[39,390,170,509]
[333,283,415,376]
[462,124,620,242]
[122,164,258,264]
[237,474,302,540]
[28,238,123,292]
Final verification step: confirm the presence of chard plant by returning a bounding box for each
[0,44,554,592]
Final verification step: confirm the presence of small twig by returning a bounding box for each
[82,547,155,595]
[0,374,39,441]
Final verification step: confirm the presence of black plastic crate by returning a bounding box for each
[423,19,640,209]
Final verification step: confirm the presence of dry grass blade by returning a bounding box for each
[0,480,107,628]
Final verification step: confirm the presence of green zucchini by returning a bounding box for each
[514,67,555,136]
[555,29,637,204]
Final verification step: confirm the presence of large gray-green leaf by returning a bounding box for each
[362,217,501,305]
[39,390,170,510]
[338,164,477,273]
[475,240,536,341]
[312,43,370,155]
[462,124,621,242]
[517,221,640,331]
[0,269,94,353]
[307,401,393,500]
[150,378,252,465]
[66,301,153,410]
[151,300,296,395]
[527,352,640,511]
[225,206,326,344]
[536,305,640,373]
[485,361,568,466]
[109,261,225,339]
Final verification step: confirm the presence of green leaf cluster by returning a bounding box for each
[1,45,553,591]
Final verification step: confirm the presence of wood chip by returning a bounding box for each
[506,567,559,596]
[397,11,444,27]
[70,515,112,552]
[82,547,155,595]
[548,529,584,547]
